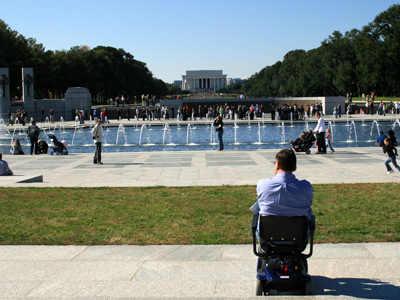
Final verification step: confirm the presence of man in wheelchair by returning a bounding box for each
[251,149,315,295]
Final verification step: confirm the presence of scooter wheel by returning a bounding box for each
[255,279,263,296]
[302,279,313,295]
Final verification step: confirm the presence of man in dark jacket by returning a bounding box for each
[27,121,40,155]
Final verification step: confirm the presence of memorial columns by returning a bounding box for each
[0,68,11,119]
[22,67,35,115]
[182,71,227,91]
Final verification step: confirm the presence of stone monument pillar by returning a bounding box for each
[64,87,92,121]
[22,67,35,117]
[0,68,11,119]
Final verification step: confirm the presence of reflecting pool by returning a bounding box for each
[1,119,400,154]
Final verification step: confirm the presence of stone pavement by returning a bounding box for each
[1,147,400,187]
[0,147,399,299]
[0,243,399,299]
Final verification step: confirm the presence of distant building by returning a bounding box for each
[182,70,227,91]
[227,77,248,85]
[172,80,182,88]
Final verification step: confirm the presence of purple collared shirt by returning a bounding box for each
[256,172,313,217]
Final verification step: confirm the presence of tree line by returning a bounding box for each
[0,19,180,102]
[224,4,400,98]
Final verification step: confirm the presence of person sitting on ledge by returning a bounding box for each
[0,153,13,176]
[10,139,24,155]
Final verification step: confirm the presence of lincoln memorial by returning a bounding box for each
[182,70,227,91]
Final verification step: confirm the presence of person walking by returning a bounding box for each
[40,107,45,122]
[325,128,335,153]
[127,106,131,120]
[49,108,55,123]
[214,114,224,151]
[91,118,103,164]
[27,121,40,155]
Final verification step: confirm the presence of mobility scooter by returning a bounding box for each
[252,213,315,296]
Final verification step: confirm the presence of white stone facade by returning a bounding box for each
[182,70,227,91]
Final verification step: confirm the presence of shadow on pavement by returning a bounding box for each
[313,276,400,299]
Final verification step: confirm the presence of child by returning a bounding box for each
[326,128,335,153]
[383,137,400,174]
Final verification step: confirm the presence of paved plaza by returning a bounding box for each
[1,117,400,299]
[1,146,400,187]
[0,243,399,299]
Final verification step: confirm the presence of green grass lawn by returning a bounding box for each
[351,96,399,102]
[0,184,399,245]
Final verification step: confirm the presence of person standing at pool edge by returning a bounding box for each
[91,118,103,164]
[27,121,40,155]
[214,114,224,151]
[314,112,326,154]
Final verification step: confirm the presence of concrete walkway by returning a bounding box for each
[1,147,400,187]
[0,145,399,299]
[0,243,399,299]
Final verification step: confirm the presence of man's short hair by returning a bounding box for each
[275,149,297,172]
[315,112,320,117]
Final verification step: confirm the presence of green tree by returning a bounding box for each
[239,5,400,97]
[0,19,170,102]
[0,20,30,98]
[364,4,400,95]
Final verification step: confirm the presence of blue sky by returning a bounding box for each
[1,0,399,83]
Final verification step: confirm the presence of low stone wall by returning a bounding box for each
[7,87,91,122]
[160,96,345,116]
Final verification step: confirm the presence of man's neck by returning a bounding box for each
[276,170,292,175]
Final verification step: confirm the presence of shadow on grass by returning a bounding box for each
[313,276,400,299]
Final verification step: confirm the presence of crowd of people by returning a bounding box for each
[345,91,400,116]
[6,109,28,126]
[112,103,326,122]
[2,95,400,175]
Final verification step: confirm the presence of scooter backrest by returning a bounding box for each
[259,215,309,252]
